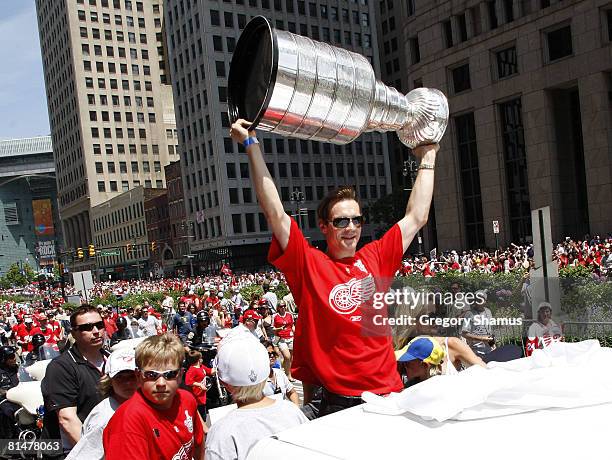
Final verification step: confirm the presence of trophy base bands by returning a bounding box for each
[0,440,62,458]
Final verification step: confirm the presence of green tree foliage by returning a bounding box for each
[369,190,408,238]
[0,263,37,288]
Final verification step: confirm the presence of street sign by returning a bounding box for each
[72,270,94,303]
[492,220,500,234]
[99,249,121,256]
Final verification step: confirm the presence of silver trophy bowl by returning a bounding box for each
[228,17,448,148]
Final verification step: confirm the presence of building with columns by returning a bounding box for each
[35,0,179,270]
[404,0,612,250]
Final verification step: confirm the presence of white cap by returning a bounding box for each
[106,348,136,378]
[217,334,269,387]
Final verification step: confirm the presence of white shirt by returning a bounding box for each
[263,368,294,399]
[65,397,120,460]
[137,315,160,336]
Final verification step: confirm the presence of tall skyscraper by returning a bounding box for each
[35,0,179,267]
[164,0,392,272]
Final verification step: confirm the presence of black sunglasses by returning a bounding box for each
[140,369,181,381]
[268,352,278,358]
[74,320,105,332]
[330,216,363,228]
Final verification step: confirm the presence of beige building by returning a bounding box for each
[91,185,164,278]
[35,0,179,268]
[404,0,612,250]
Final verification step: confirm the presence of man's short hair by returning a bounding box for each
[136,333,184,370]
[317,186,361,222]
[70,304,101,328]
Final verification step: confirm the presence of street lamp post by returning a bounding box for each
[290,189,306,228]
[403,157,424,256]
[130,233,141,280]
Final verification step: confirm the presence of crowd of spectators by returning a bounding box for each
[398,234,612,277]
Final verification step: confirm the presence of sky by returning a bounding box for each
[0,1,50,140]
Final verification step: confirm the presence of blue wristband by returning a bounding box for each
[243,137,259,147]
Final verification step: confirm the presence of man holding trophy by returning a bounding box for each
[228,17,448,416]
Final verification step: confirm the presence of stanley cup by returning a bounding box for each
[228,16,448,149]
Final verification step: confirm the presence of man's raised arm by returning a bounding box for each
[230,119,291,251]
[397,143,440,253]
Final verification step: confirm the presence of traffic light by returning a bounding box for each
[88,244,95,257]
[150,241,156,252]
[126,243,132,255]
[77,247,84,259]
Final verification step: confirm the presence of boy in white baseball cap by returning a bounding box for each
[66,348,138,460]
[205,334,307,460]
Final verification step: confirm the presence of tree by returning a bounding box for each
[1,263,36,288]
[369,189,408,238]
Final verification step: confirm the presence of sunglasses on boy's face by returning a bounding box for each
[140,369,181,381]
[74,320,105,332]
[329,216,363,229]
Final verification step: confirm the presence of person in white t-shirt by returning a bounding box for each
[65,348,138,460]
[527,302,563,349]
[262,341,299,405]
[137,309,160,337]
[205,334,307,460]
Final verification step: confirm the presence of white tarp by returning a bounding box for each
[247,341,612,460]
[361,340,612,421]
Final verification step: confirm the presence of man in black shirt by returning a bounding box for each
[41,305,108,456]
[0,346,19,438]
[110,316,133,347]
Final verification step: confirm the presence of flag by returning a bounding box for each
[220,263,232,276]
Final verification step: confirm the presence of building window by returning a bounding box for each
[546,24,572,61]
[454,112,485,248]
[232,214,242,233]
[443,20,453,48]
[499,98,531,243]
[458,14,468,42]
[3,202,19,226]
[499,0,513,23]
[410,37,420,64]
[607,10,612,42]
[487,0,498,29]
[496,46,518,78]
[98,181,106,192]
[229,188,239,204]
[226,163,236,178]
[452,63,471,93]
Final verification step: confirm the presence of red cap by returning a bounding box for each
[242,309,262,321]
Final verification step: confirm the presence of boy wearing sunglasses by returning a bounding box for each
[231,119,439,416]
[103,333,205,460]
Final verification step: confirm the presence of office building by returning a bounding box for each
[404,0,612,250]
[0,136,61,275]
[35,0,179,270]
[164,0,391,272]
[91,185,164,278]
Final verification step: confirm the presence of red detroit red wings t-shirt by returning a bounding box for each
[103,389,204,460]
[273,312,294,339]
[269,218,404,396]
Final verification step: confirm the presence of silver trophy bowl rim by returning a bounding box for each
[228,16,279,131]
